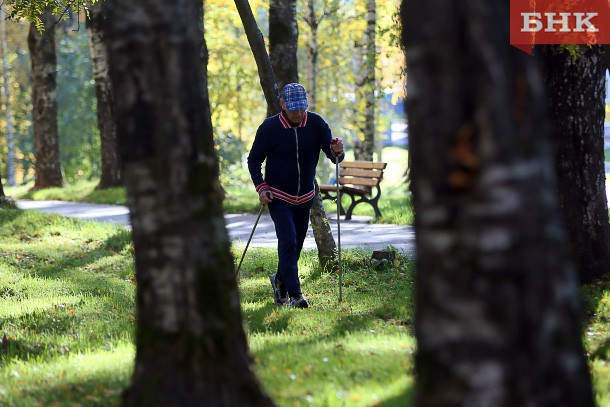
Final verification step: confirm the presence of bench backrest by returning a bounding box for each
[338,161,387,187]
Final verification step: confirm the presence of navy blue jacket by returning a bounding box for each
[247,111,344,205]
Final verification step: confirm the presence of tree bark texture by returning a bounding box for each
[269,0,298,91]
[401,1,594,405]
[305,0,319,112]
[28,9,63,189]
[603,45,610,72]
[1,7,15,186]
[538,45,609,284]
[87,2,122,189]
[353,0,376,162]
[104,0,273,405]
[234,0,281,117]
[310,179,337,270]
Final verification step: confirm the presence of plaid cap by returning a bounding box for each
[281,83,308,111]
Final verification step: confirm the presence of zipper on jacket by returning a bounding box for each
[294,128,301,197]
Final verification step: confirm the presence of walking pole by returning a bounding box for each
[332,141,343,302]
[235,204,265,278]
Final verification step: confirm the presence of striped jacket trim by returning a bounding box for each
[269,186,315,205]
[255,182,269,193]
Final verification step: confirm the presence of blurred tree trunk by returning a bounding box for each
[269,0,298,91]
[104,0,273,405]
[87,2,121,189]
[353,0,376,162]
[234,0,281,117]
[1,7,15,187]
[538,45,610,284]
[401,0,594,405]
[28,8,63,189]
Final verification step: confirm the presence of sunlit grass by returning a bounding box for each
[4,210,609,405]
[234,245,416,406]
[5,180,126,206]
[1,210,416,405]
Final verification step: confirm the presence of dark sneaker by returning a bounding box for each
[288,296,309,309]
[270,275,288,306]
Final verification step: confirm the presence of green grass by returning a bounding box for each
[3,210,610,404]
[0,210,135,405]
[0,210,415,405]
[5,180,126,206]
[581,277,610,406]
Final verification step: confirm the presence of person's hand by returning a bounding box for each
[259,190,273,205]
[330,138,344,156]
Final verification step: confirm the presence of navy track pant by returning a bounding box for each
[268,198,313,298]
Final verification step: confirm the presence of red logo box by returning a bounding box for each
[510,0,610,54]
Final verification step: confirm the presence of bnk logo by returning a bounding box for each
[510,0,610,54]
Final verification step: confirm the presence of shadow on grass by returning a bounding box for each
[379,384,414,406]
[590,337,610,360]
[244,303,294,333]
[0,208,24,226]
[9,371,127,406]
[1,338,50,361]
[1,228,135,365]
[102,228,132,253]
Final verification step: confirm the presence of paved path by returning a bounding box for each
[16,200,416,256]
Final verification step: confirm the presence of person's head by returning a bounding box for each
[280,83,308,123]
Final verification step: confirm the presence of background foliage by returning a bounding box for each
[1,0,405,190]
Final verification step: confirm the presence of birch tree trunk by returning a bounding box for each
[104,0,273,404]
[401,0,594,405]
[28,8,63,189]
[353,0,376,162]
[1,7,15,186]
[87,2,121,189]
[538,45,609,284]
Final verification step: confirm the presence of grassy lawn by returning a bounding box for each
[3,210,610,404]
[0,210,414,405]
[5,181,126,206]
[5,147,414,225]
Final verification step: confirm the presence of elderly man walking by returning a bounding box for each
[248,83,344,308]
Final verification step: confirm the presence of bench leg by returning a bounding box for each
[344,195,382,220]
[372,202,382,218]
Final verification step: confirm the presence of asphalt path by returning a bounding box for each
[16,200,416,256]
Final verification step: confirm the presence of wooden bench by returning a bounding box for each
[319,161,387,220]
